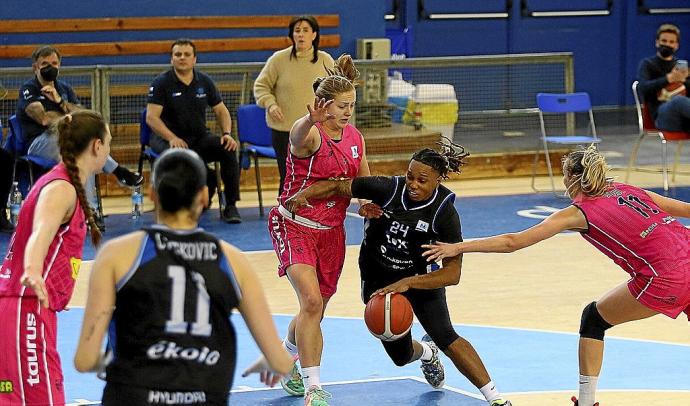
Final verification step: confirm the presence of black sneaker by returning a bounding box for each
[571,396,599,406]
[113,166,144,188]
[222,205,242,224]
[0,215,14,233]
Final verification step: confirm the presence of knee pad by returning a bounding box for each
[579,301,612,341]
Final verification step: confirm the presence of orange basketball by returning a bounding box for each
[364,292,414,341]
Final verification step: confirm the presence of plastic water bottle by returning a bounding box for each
[131,185,143,220]
[413,109,423,131]
[9,182,22,226]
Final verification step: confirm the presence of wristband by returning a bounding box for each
[222,131,231,136]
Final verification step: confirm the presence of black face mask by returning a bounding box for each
[39,65,59,82]
[657,45,675,58]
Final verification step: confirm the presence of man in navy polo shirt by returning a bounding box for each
[16,45,143,229]
[146,38,241,223]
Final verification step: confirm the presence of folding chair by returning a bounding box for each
[237,104,276,217]
[6,115,57,195]
[138,109,225,217]
[625,81,690,191]
[532,92,601,195]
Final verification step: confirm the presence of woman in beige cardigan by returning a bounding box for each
[254,15,334,195]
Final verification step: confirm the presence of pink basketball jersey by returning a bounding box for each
[573,182,690,278]
[279,122,364,227]
[0,163,87,311]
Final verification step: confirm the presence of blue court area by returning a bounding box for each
[57,311,690,404]
[4,188,690,405]
[4,186,690,259]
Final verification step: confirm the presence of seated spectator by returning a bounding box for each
[637,24,690,133]
[146,38,242,223]
[17,45,143,227]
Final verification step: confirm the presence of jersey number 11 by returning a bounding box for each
[165,265,212,337]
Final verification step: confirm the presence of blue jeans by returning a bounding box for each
[656,96,690,132]
[27,132,118,209]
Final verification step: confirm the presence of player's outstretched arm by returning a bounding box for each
[223,242,292,386]
[284,179,354,213]
[422,206,586,261]
[646,190,690,219]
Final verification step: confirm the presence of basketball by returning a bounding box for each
[364,292,414,341]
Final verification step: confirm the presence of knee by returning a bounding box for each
[299,291,323,316]
[390,353,409,367]
[579,301,612,341]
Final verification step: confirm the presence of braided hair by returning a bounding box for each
[561,145,611,198]
[55,110,106,246]
[312,54,359,100]
[411,136,470,179]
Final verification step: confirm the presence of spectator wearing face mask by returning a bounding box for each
[637,23,690,133]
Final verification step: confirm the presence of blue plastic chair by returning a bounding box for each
[237,104,276,216]
[6,115,57,195]
[532,92,601,195]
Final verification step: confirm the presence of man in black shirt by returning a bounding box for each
[637,24,690,132]
[146,39,242,223]
[17,45,143,227]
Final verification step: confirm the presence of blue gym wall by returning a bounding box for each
[2,0,690,107]
[386,0,690,106]
[0,0,385,66]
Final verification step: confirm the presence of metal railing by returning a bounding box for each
[0,52,574,165]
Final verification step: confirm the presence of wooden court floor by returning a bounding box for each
[70,171,690,405]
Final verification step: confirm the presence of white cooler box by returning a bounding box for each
[403,84,458,139]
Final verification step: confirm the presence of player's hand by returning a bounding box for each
[371,278,412,297]
[268,104,285,122]
[422,241,462,262]
[169,136,188,149]
[20,272,49,308]
[40,85,60,103]
[284,193,312,213]
[241,355,287,387]
[358,202,383,219]
[220,134,237,151]
[306,98,335,124]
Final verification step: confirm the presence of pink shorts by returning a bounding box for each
[627,270,690,320]
[0,296,64,405]
[268,207,346,298]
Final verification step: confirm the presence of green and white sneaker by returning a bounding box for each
[490,399,513,406]
[420,334,445,389]
[280,362,305,396]
[304,385,331,406]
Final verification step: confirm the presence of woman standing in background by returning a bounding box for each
[254,15,335,195]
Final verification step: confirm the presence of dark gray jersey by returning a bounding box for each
[105,225,241,395]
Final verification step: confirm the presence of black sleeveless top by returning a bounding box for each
[355,176,462,282]
[105,225,241,394]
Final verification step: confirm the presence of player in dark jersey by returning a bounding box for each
[74,149,293,405]
[285,141,512,406]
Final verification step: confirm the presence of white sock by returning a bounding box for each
[578,375,598,406]
[302,366,321,389]
[479,380,501,402]
[419,341,433,362]
[282,337,298,359]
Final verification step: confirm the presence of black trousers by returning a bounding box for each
[271,129,289,196]
[151,133,240,204]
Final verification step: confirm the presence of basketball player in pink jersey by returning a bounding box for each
[0,110,109,405]
[244,54,376,406]
[423,146,690,406]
